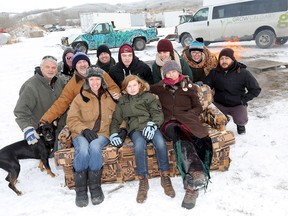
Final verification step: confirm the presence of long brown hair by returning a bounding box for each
[121,75,150,94]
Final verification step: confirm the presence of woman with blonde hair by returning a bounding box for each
[110,75,175,203]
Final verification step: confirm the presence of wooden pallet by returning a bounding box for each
[245,59,288,72]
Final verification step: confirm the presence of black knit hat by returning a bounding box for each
[72,52,91,69]
[97,45,111,58]
[218,48,235,61]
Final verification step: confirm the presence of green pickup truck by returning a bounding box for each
[61,22,159,53]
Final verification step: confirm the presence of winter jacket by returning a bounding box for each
[150,78,208,138]
[41,72,120,123]
[109,44,153,87]
[182,46,218,83]
[204,61,261,107]
[14,68,65,130]
[67,90,116,139]
[110,92,163,135]
[152,53,193,84]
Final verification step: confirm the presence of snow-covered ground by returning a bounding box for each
[0,27,288,216]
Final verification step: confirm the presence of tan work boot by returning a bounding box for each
[161,171,175,198]
[136,176,149,203]
[181,188,199,209]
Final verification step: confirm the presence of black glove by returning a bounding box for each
[82,129,98,143]
[118,128,128,141]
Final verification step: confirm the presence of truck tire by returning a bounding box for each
[74,43,88,54]
[180,33,192,47]
[255,30,275,49]
[133,38,146,51]
[275,37,288,45]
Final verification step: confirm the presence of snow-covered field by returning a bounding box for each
[0,27,288,216]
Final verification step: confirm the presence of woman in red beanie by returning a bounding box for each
[151,39,193,84]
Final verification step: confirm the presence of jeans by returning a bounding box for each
[130,129,169,177]
[73,135,109,172]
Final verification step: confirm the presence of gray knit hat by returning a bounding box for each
[83,66,107,90]
[162,60,182,78]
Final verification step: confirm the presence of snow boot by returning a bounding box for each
[161,171,175,198]
[237,125,246,134]
[136,176,149,203]
[74,170,88,207]
[191,170,208,189]
[181,188,199,210]
[88,168,104,205]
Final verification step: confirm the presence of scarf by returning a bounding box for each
[163,74,186,86]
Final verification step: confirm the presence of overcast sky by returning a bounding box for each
[2,0,144,13]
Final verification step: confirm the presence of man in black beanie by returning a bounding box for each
[95,44,116,73]
[204,48,261,135]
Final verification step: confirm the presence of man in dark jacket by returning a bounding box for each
[95,44,116,73]
[204,48,261,134]
[109,44,153,87]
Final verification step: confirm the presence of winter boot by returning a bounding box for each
[88,169,104,205]
[237,125,246,134]
[160,171,175,198]
[191,170,208,189]
[181,188,199,210]
[74,170,88,207]
[136,176,149,203]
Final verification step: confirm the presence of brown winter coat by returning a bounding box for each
[150,80,208,138]
[41,72,120,123]
[67,90,116,139]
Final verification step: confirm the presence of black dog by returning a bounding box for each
[0,123,56,195]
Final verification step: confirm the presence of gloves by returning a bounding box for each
[23,126,40,145]
[110,133,123,147]
[118,128,128,141]
[142,121,157,141]
[82,129,98,143]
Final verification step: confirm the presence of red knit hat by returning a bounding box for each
[157,39,173,53]
[218,48,236,61]
[119,44,133,54]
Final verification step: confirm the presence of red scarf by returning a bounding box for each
[163,74,185,86]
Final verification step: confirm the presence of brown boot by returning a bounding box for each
[136,176,149,203]
[181,189,199,209]
[161,171,175,198]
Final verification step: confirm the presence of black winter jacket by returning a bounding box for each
[204,61,261,107]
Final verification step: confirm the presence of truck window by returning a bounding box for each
[193,7,209,22]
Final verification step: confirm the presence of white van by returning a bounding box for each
[176,0,288,48]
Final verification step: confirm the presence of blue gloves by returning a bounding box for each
[82,129,98,143]
[142,121,157,141]
[23,126,40,145]
[110,133,123,147]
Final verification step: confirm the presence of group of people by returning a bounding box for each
[13,38,261,210]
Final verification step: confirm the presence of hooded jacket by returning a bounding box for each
[57,48,75,84]
[41,71,120,123]
[204,61,261,107]
[109,44,153,87]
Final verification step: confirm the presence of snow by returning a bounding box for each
[0,27,288,216]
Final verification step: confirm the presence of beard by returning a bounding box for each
[220,61,234,71]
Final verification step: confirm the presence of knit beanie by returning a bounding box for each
[72,52,91,69]
[189,40,204,52]
[162,60,182,77]
[218,48,235,61]
[97,44,111,58]
[83,66,108,90]
[119,44,133,54]
[157,39,173,53]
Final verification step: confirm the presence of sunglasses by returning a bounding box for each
[42,55,57,61]
[65,56,73,60]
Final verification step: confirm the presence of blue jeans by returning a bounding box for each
[130,130,169,177]
[73,135,109,172]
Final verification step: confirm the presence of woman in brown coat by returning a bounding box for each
[150,60,212,210]
[67,66,117,208]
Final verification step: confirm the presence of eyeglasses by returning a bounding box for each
[42,55,57,61]
[65,56,73,60]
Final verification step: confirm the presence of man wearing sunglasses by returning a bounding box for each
[57,47,75,84]
[14,55,65,145]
